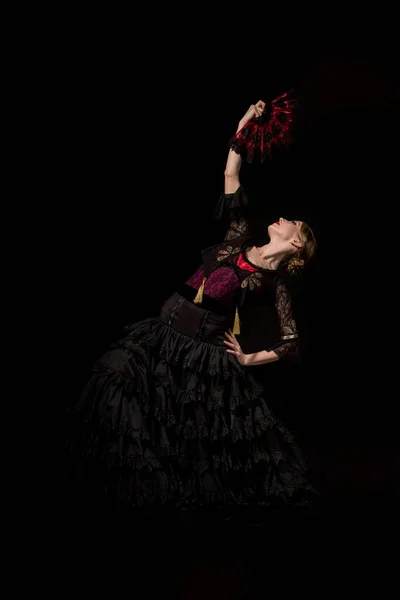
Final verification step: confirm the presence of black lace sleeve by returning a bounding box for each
[269,280,300,361]
[213,185,250,241]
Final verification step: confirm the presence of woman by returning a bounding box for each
[68,98,317,520]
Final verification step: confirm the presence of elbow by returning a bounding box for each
[224,169,239,179]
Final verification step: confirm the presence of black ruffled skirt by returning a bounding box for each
[66,293,314,518]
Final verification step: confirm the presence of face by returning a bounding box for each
[268,218,303,249]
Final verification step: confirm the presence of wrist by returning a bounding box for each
[243,353,252,366]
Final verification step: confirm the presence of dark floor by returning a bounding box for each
[54,446,399,597]
[53,492,398,598]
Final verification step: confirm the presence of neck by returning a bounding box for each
[251,241,289,270]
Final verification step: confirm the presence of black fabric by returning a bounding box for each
[65,181,313,521]
[66,294,314,516]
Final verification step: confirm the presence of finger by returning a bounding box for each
[225,345,241,356]
[223,341,236,348]
[225,344,240,353]
[225,331,235,341]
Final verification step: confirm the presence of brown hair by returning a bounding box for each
[286,221,317,275]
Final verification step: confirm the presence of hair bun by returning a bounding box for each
[286,257,305,275]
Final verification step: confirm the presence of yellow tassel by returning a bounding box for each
[233,306,241,334]
[193,277,206,304]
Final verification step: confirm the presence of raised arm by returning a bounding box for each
[214,101,267,241]
[224,101,266,194]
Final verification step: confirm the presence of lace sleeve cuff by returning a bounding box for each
[268,339,300,362]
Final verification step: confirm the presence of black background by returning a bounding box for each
[42,17,400,596]
[56,23,400,509]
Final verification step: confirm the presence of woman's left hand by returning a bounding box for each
[224,330,248,366]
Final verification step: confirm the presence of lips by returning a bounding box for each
[275,221,280,225]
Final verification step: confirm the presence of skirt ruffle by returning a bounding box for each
[66,310,314,512]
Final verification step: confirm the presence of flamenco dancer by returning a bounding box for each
[67,92,318,523]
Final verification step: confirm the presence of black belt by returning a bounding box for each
[176,284,234,317]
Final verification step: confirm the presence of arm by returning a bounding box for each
[271,280,300,361]
[224,330,280,365]
[243,349,280,366]
[224,101,266,194]
[215,101,266,240]
[224,281,300,366]
[224,148,242,194]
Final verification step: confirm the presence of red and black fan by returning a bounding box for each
[230,89,298,162]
